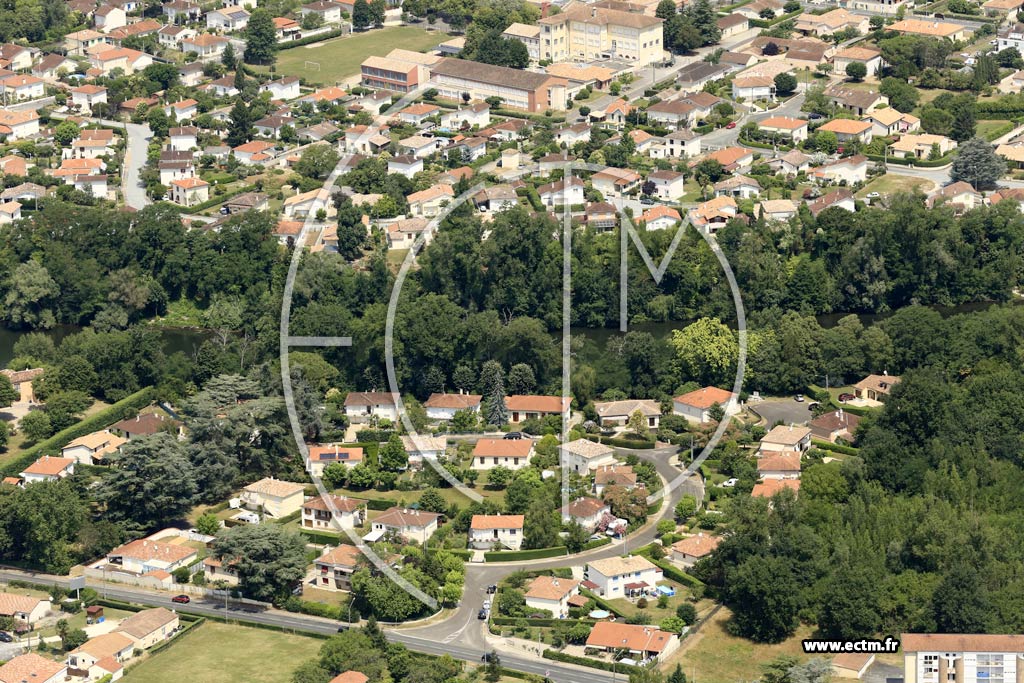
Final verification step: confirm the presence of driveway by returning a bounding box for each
[862,660,903,683]
[750,397,814,427]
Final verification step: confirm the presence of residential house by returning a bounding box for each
[400,435,446,467]
[20,456,75,483]
[300,0,341,24]
[163,0,202,23]
[343,391,398,421]
[889,133,956,159]
[0,201,20,224]
[560,497,610,532]
[65,29,108,56]
[181,34,229,60]
[0,655,65,683]
[168,126,198,152]
[115,608,178,649]
[641,204,682,231]
[32,53,77,79]
[61,430,126,465]
[168,177,209,207]
[756,198,798,222]
[233,140,275,164]
[207,6,250,31]
[732,75,775,101]
[504,395,571,423]
[240,477,305,519]
[331,673,370,683]
[440,103,490,130]
[106,539,196,575]
[854,373,900,401]
[0,109,39,140]
[758,116,808,142]
[0,44,34,71]
[302,495,365,532]
[371,507,440,544]
[751,477,800,498]
[424,393,482,420]
[399,134,445,159]
[66,632,134,679]
[472,438,534,471]
[283,187,333,218]
[646,99,698,128]
[808,408,861,443]
[253,115,295,138]
[158,24,195,49]
[808,187,856,215]
[591,167,642,198]
[429,58,568,113]
[165,98,198,121]
[538,176,585,206]
[469,514,525,550]
[701,146,754,172]
[524,576,581,618]
[717,13,749,38]
[593,399,660,429]
[647,170,685,201]
[927,181,982,212]
[714,174,762,199]
[89,47,152,75]
[560,438,617,474]
[832,653,876,680]
[585,201,618,231]
[775,149,811,176]
[687,195,738,234]
[818,118,873,144]
[826,85,888,116]
[812,155,868,185]
[673,386,738,423]
[757,452,802,479]
[863,108,921,137]
[585,555,663,599]
[260,76,300,101]
[447,136,487,163]
[386,217,429,249]
[760,425,812,453]
[675,61,730,92]
[594,465,638,497]
[735,0,783,19]
[657,129,700,159]
[71,85,108,111]
[94,5,127,32]
[671,533,722,568]
[794,8,868,36]
[306,445,364,477]
[0,75,44,101]
[999,22,1024,51]
[313,545,362,591]
[586,622,679,662]
[888,18,967,41]
[833,46,884,77]
[474,184,518,212]
[0,593,50,625]
[537,5,664,66]
[387,154,423,179]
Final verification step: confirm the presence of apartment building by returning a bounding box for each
[902,634,1024,683]
[538,5,664,66]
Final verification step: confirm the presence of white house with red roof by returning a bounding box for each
[306,445,364,477]
[424,392,482,420]
[20,456,75,483]
[371,507,441,544]
[472,438,534,471]
[504,395,571,423]
[524,575,581,618]
[671,533,722,567]
[641,204,681,231]
[168,177,209,207]
[584,555,662,599]
[560,497,610,531]
[756,452,802,479]
[470,514,525,550]
[673,386,739,423]
[586,622,679,662]
[302,494,365,531]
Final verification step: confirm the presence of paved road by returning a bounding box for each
[121,122,153,210]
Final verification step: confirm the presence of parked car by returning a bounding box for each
[486,584,497,594]
[721,478,738,487]
[838,392,855,402]
[477,609,488,620]
[867,192,880,199]
[171,594,190,604]
[504,432,523,440]
[726,121,736,129]
[0,632,13,643]
[483,599,491,610]
[794,394,804,402]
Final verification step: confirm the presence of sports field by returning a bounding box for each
[274,26,446,85]
[123,621,323,683]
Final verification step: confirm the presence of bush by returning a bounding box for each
[676,602,697,625]
[543,649,640,673]
[484,546,568,562]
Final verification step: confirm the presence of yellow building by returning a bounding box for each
[538,5,664,66]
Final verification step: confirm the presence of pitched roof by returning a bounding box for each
[331,673,371,683]
[471,514,524,530]
[303,494,362,513]
[757,452,802,473]
[375,507,441,528]
[854,374,900,394]
[674,386,734,409]
[70,632,135,660]
[562,497,609,518]
[587,622,675,653]
[672,533,722,557]
[308,445,364,464]
[0,654,65,683]
[472,438,533,458]
[109,539,196,565]
[560,438,614,459]
[525,575,581,601]
[116,607,177,639]
[539,4,662,29]
[243,477,304,499]
[504,395,570,413]
[759,116,806,130]
[818,118,873,135]
[751,478,800,497]
[424,393,482,409]
[317,544,362,567]
[809,409,860,433]
[0,592,44,616]
[430,58,560,91]
[588,555,658,577]
[21,456,74,476]
[900,634,1024,653]
[762,425,811,445]
[344,391,398,406]
[112,412,180,434]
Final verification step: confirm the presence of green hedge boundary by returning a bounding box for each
[579,589,628,617]
[865,152,953,168]
[485,546,568,562]
[165,184,259,214]
[277,28,346,51]
[584,434,656,450]
[583,537,612,551]
[633,546,706,588]
[1,386,156,477]
[811,440,859,455]
[492,616,598,627]
[749,8,802,27]
[543,648,640,673]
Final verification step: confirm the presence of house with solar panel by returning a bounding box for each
[306,444,364,478]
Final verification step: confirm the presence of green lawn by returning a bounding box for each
[123,621,323,683]
[978,119,1013,141]
[855,174,935,198]
[271,27,447,85]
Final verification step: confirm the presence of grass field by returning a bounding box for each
[856,174,935,198]
[124,621,323,683]
[273,27,446,85]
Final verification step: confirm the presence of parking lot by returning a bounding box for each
[750,397,815,427]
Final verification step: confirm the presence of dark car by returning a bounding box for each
[504,432,523,440]
[486,584,497,594]
[0,632,13,643]
[478,608,488,620]
[171,594,191,604]
[838,393,855,402]
[807,112,824,120]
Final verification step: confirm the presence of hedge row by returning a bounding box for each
[543,649,640,672]
[277,28,346,51]
[145,615,205,657]
[583,537,612,551]
[584,434,656,450]
[633,547,706,588]
[492,616,597,627]
[579,589,627,617]
[1,386,157,477]
[485,546,569,562]
[811,439,859,455]
[865,152,953,168]
[749,8,802,27]
[169,184,259,214]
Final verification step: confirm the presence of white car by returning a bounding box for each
[721,478,738,488]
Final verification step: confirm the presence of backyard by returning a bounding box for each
[123,621,323,683]
[855,174,935,198]
[271,27,447,85]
